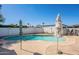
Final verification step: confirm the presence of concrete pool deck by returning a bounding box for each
[4,36,79,55]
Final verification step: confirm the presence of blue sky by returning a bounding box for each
[1,4,79,26]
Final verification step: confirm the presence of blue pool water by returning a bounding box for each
[3,35,64,42]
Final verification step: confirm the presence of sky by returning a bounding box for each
[1,4,79,26]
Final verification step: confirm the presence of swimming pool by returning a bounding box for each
[3,35,64,42]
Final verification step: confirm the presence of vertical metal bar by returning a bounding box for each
[19,20,22,50]
[57,28,60,54]
[57,36,59,54]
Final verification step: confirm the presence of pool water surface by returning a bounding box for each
[3,35,64,42]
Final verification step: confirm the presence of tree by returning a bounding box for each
[42,22,45,26]
[9,24,17,28]
[0,5,5,25]
[27,23,31,27]
[27,23,29,25]
[0,15,5,25]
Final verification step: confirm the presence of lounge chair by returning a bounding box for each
[0,40,17,55]
[0,47,17,55]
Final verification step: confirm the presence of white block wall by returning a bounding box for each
[0,27,55,36]
[1,27,79,36]
[22,28,44,34]
[43,27,55,33]
[0,28,19,36]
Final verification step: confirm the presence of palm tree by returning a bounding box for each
[42,22,45,26]
[27,23,31,27]
[27,23,30,25]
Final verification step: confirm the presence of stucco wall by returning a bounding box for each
[0,27,79,36]
[0,27,55,36]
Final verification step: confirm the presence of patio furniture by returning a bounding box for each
[0,47,17,55]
